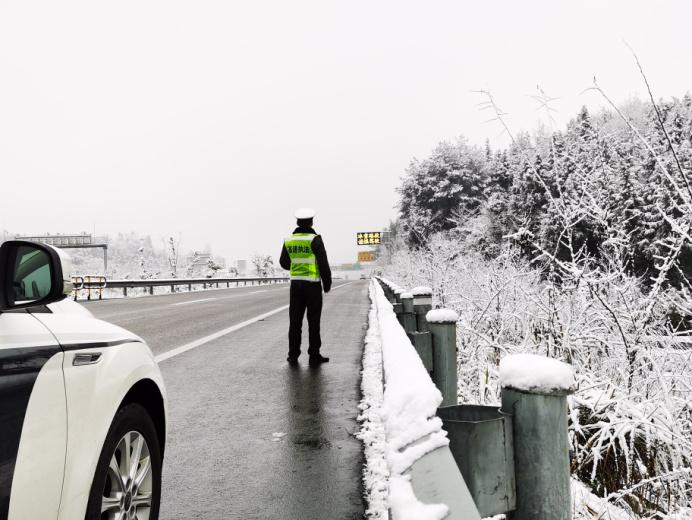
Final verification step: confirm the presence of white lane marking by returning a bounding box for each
[216,290,267,300]
[171,298,216,306]
[155,305,289,363]
[155,280,355,363]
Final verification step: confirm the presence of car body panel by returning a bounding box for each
[31,310,165,520]
[30,304,166,520]
[0,312,64,520]
[1,289,166,520]
[57,341,165,520]
[32,311,144,349]
[47,298,94,318]
[7,353,66,520]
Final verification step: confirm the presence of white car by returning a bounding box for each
[0,240,166,520]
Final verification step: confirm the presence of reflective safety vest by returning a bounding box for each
[284,233,321,282]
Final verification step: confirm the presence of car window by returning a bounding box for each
[13,246,51,303]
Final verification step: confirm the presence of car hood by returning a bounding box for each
[38,299,144,348]
[48,298,95,318]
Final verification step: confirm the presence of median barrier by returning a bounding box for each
[74,276,290,300]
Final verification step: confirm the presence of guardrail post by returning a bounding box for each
[392,287,404,317]
[412,287,433,332]
[427,310,459,407]
[400,292,417,333]
[149,286,154,295]
[382,281,395,304]
[390,285,400,305]
[500,356,574,520]
[171,284,175,294]
[408,331,433,371]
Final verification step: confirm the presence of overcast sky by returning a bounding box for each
[2,1,691,265]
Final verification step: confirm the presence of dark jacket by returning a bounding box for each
[280,226,332,292]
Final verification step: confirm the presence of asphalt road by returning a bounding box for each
[84,280,368,520]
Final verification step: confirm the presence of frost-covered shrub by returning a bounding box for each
[570,374,692,516]
[382,237,692,518]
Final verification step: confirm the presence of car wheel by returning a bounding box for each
[85,403,162,520]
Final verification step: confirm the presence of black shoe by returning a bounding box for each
[309,354,329,366]
[287,356,299,366]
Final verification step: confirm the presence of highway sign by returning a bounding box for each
[358,251,376,262]
[356,232,382,245]
[16,233,109,271]
[16,233,108,248]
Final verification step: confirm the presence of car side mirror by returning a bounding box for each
[0,240,74,311]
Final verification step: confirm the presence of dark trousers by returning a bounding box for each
[288,280,323,358]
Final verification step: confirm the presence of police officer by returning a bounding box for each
[280,208,332,366]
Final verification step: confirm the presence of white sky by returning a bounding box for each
[2,1,691,265]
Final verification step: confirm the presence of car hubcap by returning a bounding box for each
[100,430,153,520]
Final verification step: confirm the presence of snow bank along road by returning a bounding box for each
[83,281,367,520]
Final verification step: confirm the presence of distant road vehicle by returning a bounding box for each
[360,273,367,280]
[0,240,167,520]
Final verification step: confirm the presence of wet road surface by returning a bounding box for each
[85,281,367,520]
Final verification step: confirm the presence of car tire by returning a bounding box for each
[85,403,162,520]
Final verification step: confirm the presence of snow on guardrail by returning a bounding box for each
[357,280,450,520]
[499,353,576,394]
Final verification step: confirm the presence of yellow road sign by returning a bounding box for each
[356,231,382,245]
[358,251,376,262]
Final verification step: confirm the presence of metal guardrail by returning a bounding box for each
[72,276,289,300]
[375,277,573,520]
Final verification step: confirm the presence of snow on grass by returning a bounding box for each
[571,479,633,520]
[357,280,450,520]
[487,479,639,520]
[499,353,576,394]
[426,309,459,324]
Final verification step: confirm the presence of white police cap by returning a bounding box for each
[295,207,316,219]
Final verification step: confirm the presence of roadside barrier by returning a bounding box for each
[71,275,107,301]
[72,276,290,300]
[375,276,574,520]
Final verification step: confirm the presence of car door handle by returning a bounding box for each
[73,352,102,366]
